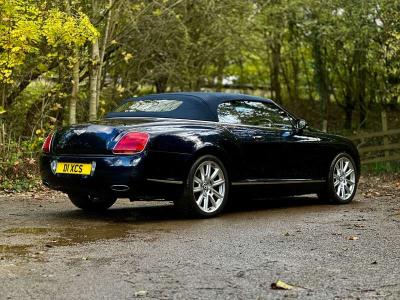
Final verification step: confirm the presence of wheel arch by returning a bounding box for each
[343,148,361,181]
[330,146,361,181]
[190,145,236,182]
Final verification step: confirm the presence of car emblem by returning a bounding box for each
[75,129,86,136]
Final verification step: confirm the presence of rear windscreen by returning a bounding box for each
[115,100,183,113]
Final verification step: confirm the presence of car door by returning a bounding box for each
[225,125,289,180]
[218,100,297,181]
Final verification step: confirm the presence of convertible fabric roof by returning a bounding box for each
[106,92,274,122]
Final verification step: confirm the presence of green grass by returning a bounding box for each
[361,161,400,174]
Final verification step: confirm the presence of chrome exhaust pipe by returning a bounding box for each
[110,185,130,192]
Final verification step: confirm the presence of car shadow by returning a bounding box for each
[49,194,336,224]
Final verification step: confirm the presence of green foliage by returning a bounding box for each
[0,0,41,83]
[1,0,400,191]
[0,139,41,192]
[0,0,98,84]
[42,10,98,48]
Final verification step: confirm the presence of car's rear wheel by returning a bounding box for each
[318,153,358,204]
[68,194,117,211]
[174,155,229,218]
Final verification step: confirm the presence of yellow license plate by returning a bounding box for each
[56,162,92,175]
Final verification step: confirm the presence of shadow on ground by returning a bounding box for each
[47,195,337,224]
[0,194,362,259]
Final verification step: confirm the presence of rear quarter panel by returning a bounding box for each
[144,124,242,182]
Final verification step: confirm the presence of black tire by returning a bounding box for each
[68,194,117,211]
[318,152,358,204]
[174,155,229,218]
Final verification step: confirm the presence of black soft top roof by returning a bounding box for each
[106,92,274,122]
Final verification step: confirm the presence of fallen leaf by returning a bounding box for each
[135,290,147,297]
[271,280,294,290]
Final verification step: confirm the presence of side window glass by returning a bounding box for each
[218,101,293,129]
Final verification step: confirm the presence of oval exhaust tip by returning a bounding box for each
[110,185,130,192]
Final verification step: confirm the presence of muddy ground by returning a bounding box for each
[0,176,400,299]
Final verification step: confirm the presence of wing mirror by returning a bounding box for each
[294,119,307,133]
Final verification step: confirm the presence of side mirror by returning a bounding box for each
[295,119,307,132]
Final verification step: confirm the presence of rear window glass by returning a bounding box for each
[115,99,183,113]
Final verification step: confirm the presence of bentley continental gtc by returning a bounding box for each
[40,92,360,217]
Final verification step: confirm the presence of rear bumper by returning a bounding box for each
[40,153,147,197]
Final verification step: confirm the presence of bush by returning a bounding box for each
[0,138,42,192]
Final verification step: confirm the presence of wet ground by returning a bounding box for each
[0,176,400,299]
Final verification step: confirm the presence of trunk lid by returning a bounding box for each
[52,118,159,155]
[52,123,124,155]
[51,117,212,155]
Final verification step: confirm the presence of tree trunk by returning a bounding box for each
[270,42,282,103]
[89,38,100,121]
[344,108,353,130]
[354,44,368,129]
[311,31,329,130]
[301,51,314,103]
[359,96,367,129]
[281,60,294,103]
[215,53,225,92]
[155,76,168,93]
[96,0,113,112]
[291,54,299,103]
[288,15,299,103]
[69,48,79,125]
[1,83,5,108]
[343,89,354,130]
[358,62,367,129]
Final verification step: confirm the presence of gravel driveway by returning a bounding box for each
[0,176,399,299]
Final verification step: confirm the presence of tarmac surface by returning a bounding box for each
[0,176,399,299]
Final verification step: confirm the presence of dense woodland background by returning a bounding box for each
[0,0,399,190]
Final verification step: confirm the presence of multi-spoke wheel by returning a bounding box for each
[193,160,226,213]
[175,155,229,217]
[318,153,358,204]
[333,156,356,201]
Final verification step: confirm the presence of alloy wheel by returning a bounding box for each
[333,157,356,201]
[192,160,226,213]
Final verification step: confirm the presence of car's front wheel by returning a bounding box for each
[318,153,358,204]
[175,155,229,218]
[68,194,117,211]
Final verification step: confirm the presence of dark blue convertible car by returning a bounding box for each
[40,92,360,217]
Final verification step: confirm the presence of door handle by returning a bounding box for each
[253,135,263,140]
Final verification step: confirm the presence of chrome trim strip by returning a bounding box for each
[147,178,184,184]
[106,116,294,131]
[231,179,326,186]
[110,185,130,192]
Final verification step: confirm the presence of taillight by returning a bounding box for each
[42,132,54,153]
[113,132,149,155]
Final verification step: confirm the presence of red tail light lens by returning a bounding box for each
[113,132,149,154]
[42,132,54,153]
